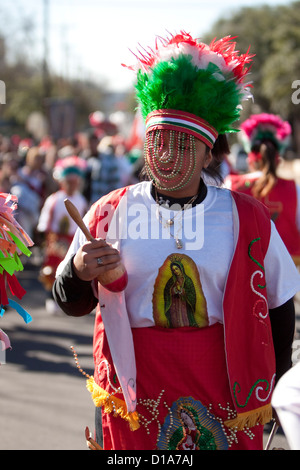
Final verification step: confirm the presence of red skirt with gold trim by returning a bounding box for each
[101,323,264,450]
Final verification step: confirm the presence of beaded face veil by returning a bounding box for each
[145,129,197,191]
[144,109,218,190]
[123,31,253,191]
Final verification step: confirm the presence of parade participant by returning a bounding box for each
[226,113,300,264]
[38,156,88,313]
[53,32,300,450]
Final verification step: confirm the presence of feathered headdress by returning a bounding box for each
[240,113,292,153]
[53,156,87,182]
[123,31,254,148]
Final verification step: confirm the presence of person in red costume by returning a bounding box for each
[53,32,300,450]
[226,113,300,265]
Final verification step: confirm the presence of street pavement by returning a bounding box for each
[0,250,299,451]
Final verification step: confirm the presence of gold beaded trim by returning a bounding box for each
[70,346,140,431]
[87,375,140,431]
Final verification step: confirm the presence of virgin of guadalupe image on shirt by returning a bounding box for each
[152,254,208,328]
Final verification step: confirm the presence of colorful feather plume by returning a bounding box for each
[0,193,34,363]
[0,193,33,316]
[241,113,292,146]
[53,155,87,181]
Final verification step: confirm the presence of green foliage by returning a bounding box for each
[0,33,106,133]
[261,3,300,117]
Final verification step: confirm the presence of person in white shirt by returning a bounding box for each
[38,156,88,313]
[53,32,300,451]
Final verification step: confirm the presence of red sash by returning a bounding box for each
[224,192,275,430]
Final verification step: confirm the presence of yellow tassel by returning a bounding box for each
[292,255,300,267]
[225,403,273,431]
[86,376,140,431]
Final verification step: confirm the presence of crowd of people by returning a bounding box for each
[0,128,141,232]
[0,124,143,313]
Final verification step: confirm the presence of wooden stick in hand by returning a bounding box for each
[64,198,94,242]
[64,198,128,292]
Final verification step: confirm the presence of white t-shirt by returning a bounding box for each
[59,182,300,327]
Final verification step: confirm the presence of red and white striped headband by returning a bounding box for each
[145,109,218,149]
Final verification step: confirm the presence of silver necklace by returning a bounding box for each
[155,188,198,249]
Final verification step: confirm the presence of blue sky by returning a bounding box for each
[0,0,291,91]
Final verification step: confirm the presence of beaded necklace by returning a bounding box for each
[152,181,207,249]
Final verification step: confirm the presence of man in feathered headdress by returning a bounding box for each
[53,32,300,450]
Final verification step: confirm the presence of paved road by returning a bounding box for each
[0,260,95,450]
[0,255,299,450]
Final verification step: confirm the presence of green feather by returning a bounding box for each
[135,54,243,134]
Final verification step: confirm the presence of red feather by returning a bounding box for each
[124,31,254,87]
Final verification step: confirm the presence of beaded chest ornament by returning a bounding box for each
[155,185,198,249]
